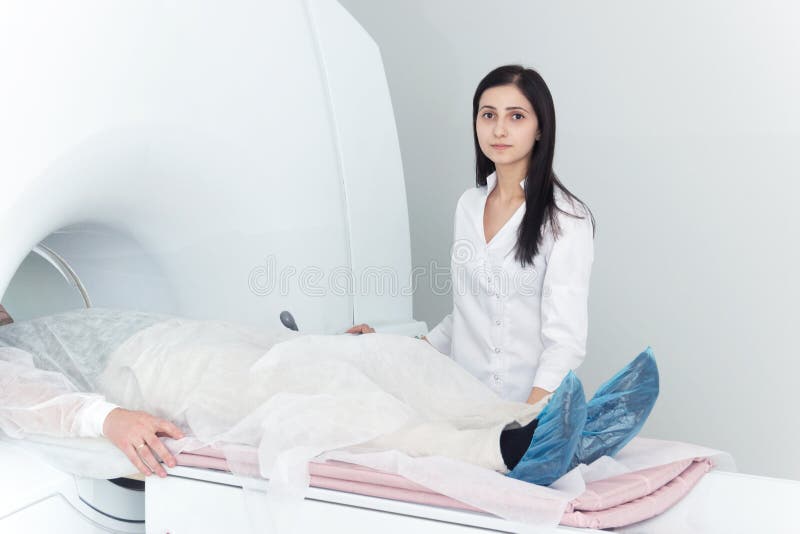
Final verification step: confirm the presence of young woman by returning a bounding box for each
[349,65,595,407]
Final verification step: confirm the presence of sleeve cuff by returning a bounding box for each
[77,399,119,438]
[532,369,569,393]
[425,327,451,356]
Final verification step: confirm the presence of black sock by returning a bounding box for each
[500,418,539,470]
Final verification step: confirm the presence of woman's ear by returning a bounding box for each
[535,131,541,141]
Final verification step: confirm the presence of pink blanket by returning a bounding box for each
[560,458,711,528]
[175,447,711,529]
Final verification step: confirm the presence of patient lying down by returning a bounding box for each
[0,309,658,487]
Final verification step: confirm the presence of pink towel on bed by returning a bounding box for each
[174,448,712,528]
[568,458,695,512]
[560,459,712,529]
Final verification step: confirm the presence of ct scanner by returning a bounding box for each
[2,1,800,533]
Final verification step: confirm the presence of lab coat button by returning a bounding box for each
[495,320,502,326]
[494,347,501,353]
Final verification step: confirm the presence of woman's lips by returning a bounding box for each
[491,144,511,151]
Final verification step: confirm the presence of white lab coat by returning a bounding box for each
[426,172,594,401]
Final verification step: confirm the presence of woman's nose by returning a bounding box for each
[493,120,507,137]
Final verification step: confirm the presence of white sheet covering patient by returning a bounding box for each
[0,309,729,527]
[0,309,544,472]
[1,309,576,525]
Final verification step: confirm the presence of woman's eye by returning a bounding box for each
[512,113,524,120]
[481,112,494,119]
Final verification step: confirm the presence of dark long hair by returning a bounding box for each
[473,65,594,266]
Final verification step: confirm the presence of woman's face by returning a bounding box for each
[476,84,540,170]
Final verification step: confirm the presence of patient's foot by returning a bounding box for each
[506,371,587,486]
[571,348,659,468]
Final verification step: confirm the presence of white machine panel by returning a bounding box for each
[0,0,418,334]
[0,440,144,533]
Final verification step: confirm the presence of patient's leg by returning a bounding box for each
[364,372,586,485]
[376,416,541,473]
[499,418,539,470]
[360,419,512,471]
[357,415,544,474]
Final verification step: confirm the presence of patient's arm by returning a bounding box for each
[0,346,182,477]
[0,347,114,437]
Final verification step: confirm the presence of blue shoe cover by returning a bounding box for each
[572,347,659,468]
[507,371,587,486]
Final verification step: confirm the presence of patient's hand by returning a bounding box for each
[346,323,375,334]
[103,408,184,478]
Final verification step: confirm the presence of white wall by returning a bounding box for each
[340,0,800,479]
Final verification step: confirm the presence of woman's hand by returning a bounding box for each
[103,408,185,478]
[346,323,375,334]
[526,387,552,406]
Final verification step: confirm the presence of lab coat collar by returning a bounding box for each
[483,171,527,258]
[486,171,526,195]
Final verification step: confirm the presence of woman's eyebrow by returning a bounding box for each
[479,105,530,113]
